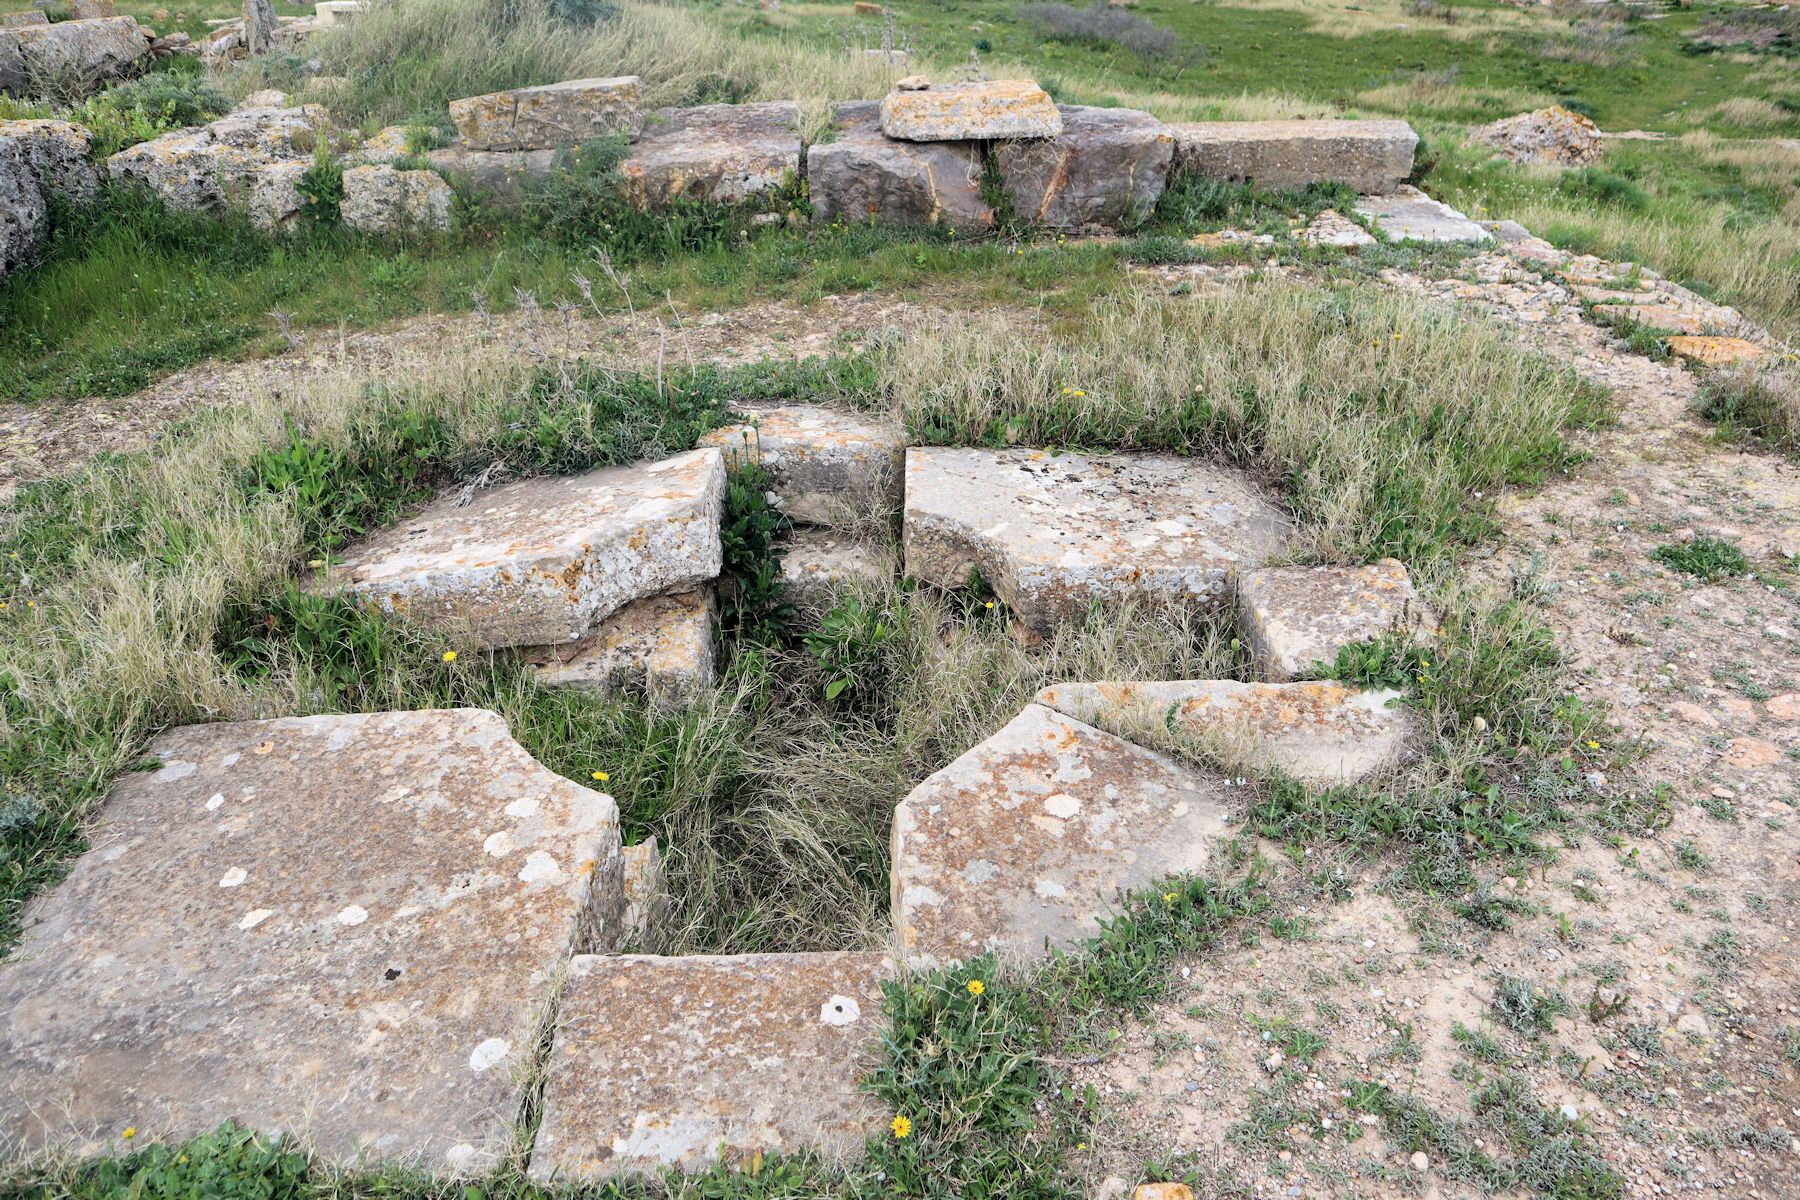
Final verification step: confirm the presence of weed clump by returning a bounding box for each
[1652,537,1749,582]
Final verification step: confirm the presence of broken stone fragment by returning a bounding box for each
[891,703,1229,964]
[1298,209,1374,248]
[1235,558,1437,681]
[617,102,801,210]
[244,158,308,229]
[879,79,1061,142]
[424,145,558,207]
[1664,335,1764,369]
[325,448,726,651]
[107,105,321,214]
[521,589,715,705]
[340,162,454,232]
[993,104,1172,231]
[619,837,666,947]
[902,447,1290,633]
[312,0,365,26]
[448,76,643,152]
[1,15,151,97]
[1034,678,1416,785]
[806,100,991,235]
[699,399,906,525]
[530,952,894,1179]
[1169,119,1416,195]
[1354,186,1491,245]
[1,12,49,27]
[779,530,891,612]
[0,709,625,1166]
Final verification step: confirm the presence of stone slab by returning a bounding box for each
[902,447,1290,633]
[1169,119,1416,195]
[0,709,626,1167]
[1665,335,1765,368]
[2,11,48,28]
[780,530,890,612]
[1034,679,1415,785]
[879,79,1061,142]
[325,448,726,651]
[341,162,454,232]
[807,100,991,234]
[891,703,1229,964]
[313,0,365,26]
[618,103,800,210]
[994,104,1172,231]
[522,589,715,705]
[530,952,894,1178]
[448,76,643,153]
[1235,558,1437,681]
[107,105,320,214]
[1354,185,1491,244]
[699,400,905,525]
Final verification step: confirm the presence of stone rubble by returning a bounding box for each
[341,162,455,233]
[1235,559,1438,681]
[522,589,716,705]
[1354,185,1491,244]
[107,105,320,215]
[1472,106,1603,168]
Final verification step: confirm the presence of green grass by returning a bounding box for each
[1652,536,1750,582]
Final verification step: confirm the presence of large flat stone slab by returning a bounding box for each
[1354,185,1491,244]
[530,952,894,1179]
[699,401,904,525]
[902,448,1290,633]
[522,589,715,705]
[807,100,991,235]
[891,704,1229,964]
[1665,335,1765,369]
[879,79,1061,142]
[448,76,643,152]
[618,103,801,209]
[1170,119,1416,195]
[1235,558,1437,681]
[0,709,625,1166]
[325,449,726,651]
[1034,679,1415,785]
[994,104,1173,231]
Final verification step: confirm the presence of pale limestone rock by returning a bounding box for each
[340,162,454,232]
[1235,558,1437,681]
[1169,119,1416,195]
[424,145,557,207]
[1298,208,1374,248]
[1665,335,1765,369]
[780,531,891,612]
[1034,679,1416,785]
[618,102,801,209]
[993,104,1172,230]
[449,76,642,152]
[902,447,1290,633]
[806,100,991,235]
[2,12,49,28]
[68,0,115,15]
[108,106,320,214]
[312,0,365,26]
[1,16,150,96]
[245,158,307,229]
[1472,106,1602,168]
[325,449,726,651]
[878,79,1061,142]
[619,838,666,947]
[238,87,286,107]
[522,589,715,705]
[0,709,625,1166]
[1354,185,1491,244]
[531,952,893,1178]
[891,704,1228,964]
[699,400,904,525]
[357,124,412,164]
[0,131,46,280]
[0,117,97,203]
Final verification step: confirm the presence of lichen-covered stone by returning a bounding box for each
[0,131,47,280]
[878,79,1061,142]
[807,100,991,234]
[69,0,116,16]
[903,447,1290,633]
[993,104,1172,230]
[1665,335,1765,369]
[2,12,49,27]
[1235,559,1437,681]
[530,952,894,1179]
[326,449,726,651]
[424,145,558,206]
[1299,209,1374,248]
[448,76,643,152]
[1,15,147,96]
[699,400,905,525]
[522,589,715,705]
[618,103,801,209]
[1170,119,1416,195]
[891,703,1228,964]
[341,162,454,232]
[780,531,891,612]
[107,105,320,214]
[1354,185,1490,244]
[357,124,412,163]
[1472,106,1602,168]
[1034,679,1416,785]
[245,157,307,228]
[0,119,96,203]
[0,709,625,1166]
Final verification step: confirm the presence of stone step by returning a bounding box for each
[891,703,1229,964]
[1353,186,1491,244]
[1169,119,1416,195]
[1234,559,1437,681]
[995,104,1173,231]
[1034,679,1416,785]
[0,709,626,1168]
[529,951,894,1179]
[780,530,891,612]
[698,401,905,525]
[325,448,725,651]
[619,103,802,210]
[807,100,992,235]
[902,447,1290,633]
[522,588,715,705]
[449,76,643,153]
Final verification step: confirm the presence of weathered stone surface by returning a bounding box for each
[242,0,275,55]
[0,709,625,1166]
[903,448,1290,633]
[892,704,1228,963]
[780,531,890,612]
[1236,559,1438,681]
[245,157,307,229]
[994,104,1171,230]
[1034,679,1415,785]
[1354,185,1491,244]
[2,11,48,28]
[618,103,801,209]
[522,589,715,705]
[448,76,643,152]
[326,449,726,651]
[807,100,990,234]
[313,0,365,25]
[1,16,149,96]
[619,838,666,947]
[68,0,116,16]
[0,130,47,280]
[1472,106,1602,168]
[699,400,905,525]
[341,162,454,232]
[1169,119,1416,195]
[357,124,411,164]
[879,79,1061,142]
[1299,208,1374,247]
[107,105,319,213]
[1,117,97,202]
[531,952,893,1178]
[1665,335,1765,369]
[425,144,557,205]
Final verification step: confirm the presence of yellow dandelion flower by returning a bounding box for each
[984,601,996,610]
[967,979,985,996]
[891,1115,913,1139]
[307,559,325,568]
[1586,740,1599,750]
[591,770,609,782]
[122,1127,136,1140]
[442,650,457,663]
[1163,891,1177,905]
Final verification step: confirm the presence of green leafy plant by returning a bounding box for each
[805,595,897,701]
[718,461,790,644]
[1652,536,1749,581]
[297,143,345,227]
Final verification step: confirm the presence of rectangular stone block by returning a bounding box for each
[878,79,1061,142]
[1353,185,1490,244]
[1235,558,1437,681]
[994,104,1172,231]
[699,398,907,525]
[618,102,801,209]
[0,709,625,1168]
[522,589,715,706]
[1169,119,1417,195]
[449,76,644,152]
[807,100,991,235]
[312,0,365,25]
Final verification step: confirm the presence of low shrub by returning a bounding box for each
[1015,0,1207,76]
[1695,361,1798,451]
